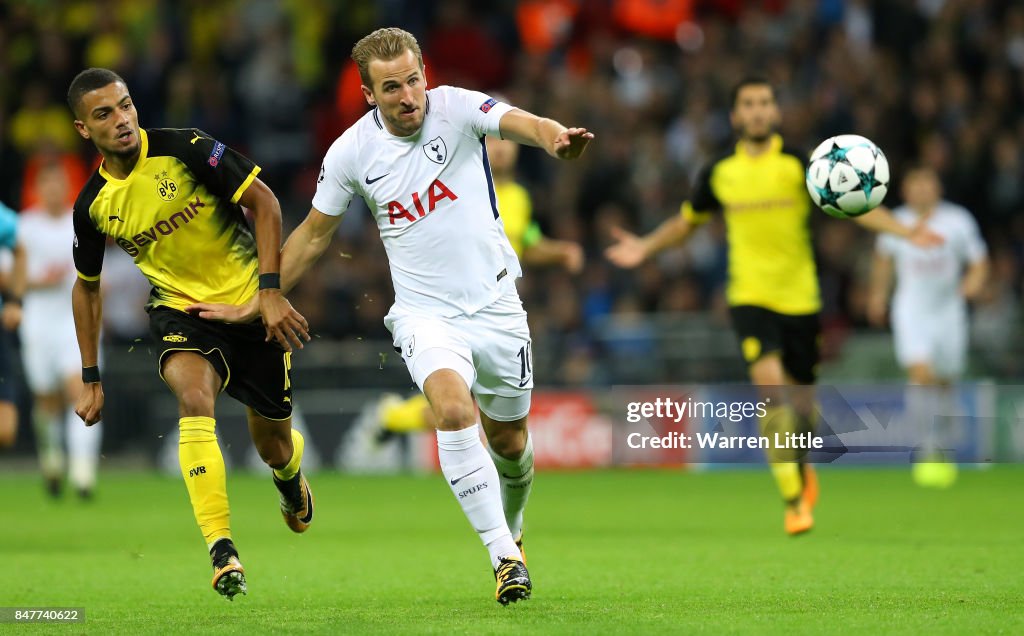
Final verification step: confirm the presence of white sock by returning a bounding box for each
[907,384,944,459]
[487,433,534,539]
[33,411,63,477]
[437,424,518,568]
[934,387,958,460]
[66,407,102,490]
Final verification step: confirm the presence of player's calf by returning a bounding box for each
[268,428,312,532]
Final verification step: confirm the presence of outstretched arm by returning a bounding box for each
[188,207,343,321]
[867,251,894,327]
[72,277,103,425]
[237,177,309,351]
[961,257,989,302]
[522,238,584,274]
[605,214,695,269]
[498,109,594,160]
[854,206,943,248]
[280,207,345,294]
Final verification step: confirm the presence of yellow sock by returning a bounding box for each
[383,394,431,433]
[796,410,817,475]
[769,462,803,502]
[178,416,231,547]
[760,406,803,503]
[272,429,304,481]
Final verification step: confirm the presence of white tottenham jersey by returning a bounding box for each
[313,85,522,318]
[877,202,987,316]
[19,208,77,319]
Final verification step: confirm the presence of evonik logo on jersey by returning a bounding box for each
[115,196,207,257]
[386,179,458,225]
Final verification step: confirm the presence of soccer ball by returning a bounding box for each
[805,134,889,218]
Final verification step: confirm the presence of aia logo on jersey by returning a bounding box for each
[387,179,459,225]
[423,136,447,164]
[480,98,497,113]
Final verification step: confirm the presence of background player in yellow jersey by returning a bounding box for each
[606,76,942,535]
[375,133,583,442]
[67,68,311,598]
[488,123,584,272]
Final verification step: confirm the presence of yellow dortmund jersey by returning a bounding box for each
[495,181,541,257]
[682,134,819,315]
[73,128,261,311]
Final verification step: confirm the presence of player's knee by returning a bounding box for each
[908,364,936,385]
[434,400,476,431]
[749,356,786,388]
[488,428,526,459]
[176,385,216,417]
[0,423,15,448]
[0,407,17,447]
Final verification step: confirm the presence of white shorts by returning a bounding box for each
[892,307,967,379]
[386,290,532,422]
[20,316,81,394]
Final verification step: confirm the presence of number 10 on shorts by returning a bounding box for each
[516,342,532,388]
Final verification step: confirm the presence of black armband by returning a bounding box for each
[258,273,281,290]
[82,366,101,384]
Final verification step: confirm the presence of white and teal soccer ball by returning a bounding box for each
[805,134,889,218]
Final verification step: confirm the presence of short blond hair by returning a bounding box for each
[351,27,424,86]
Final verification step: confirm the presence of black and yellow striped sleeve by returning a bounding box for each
[680,162,721,225]
[72,172,107,281]
[161,128,261,204]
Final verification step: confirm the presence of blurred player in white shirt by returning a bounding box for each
[20,163,103,498]
[191,27,593,604]
[868,166,988,487]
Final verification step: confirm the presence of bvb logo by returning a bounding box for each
[157,177,178,202]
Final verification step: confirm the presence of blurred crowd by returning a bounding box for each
[1,0,1022,381]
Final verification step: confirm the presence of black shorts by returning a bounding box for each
[728,305,821,384]
[149,306,293,420]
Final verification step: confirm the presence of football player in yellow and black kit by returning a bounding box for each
[67,68,311,599]
[607,77,941,535]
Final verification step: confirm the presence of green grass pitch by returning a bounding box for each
[2,467,1022,634]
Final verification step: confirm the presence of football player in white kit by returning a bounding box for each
[190,27,593,604]
[868,166,989,487]
[21,163,103,498]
